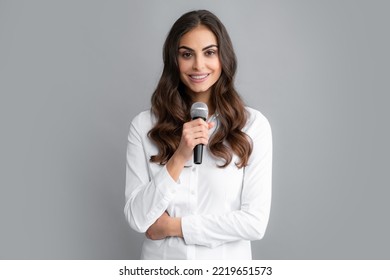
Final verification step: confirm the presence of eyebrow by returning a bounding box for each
[178,44,218,51]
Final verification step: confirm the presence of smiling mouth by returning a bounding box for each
[189,74,209,81]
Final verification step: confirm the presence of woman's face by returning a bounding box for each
[178,25,222,100]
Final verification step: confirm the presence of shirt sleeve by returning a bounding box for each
[181,113,272,248]
[124,114,180,233]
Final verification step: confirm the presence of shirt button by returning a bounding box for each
[190,190,196,195]
[192,167,196,172]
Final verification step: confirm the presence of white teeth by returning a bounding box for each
[190,74,208,80]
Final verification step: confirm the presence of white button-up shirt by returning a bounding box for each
[124,107,272,259]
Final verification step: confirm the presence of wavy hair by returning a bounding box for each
[148,10,252,168]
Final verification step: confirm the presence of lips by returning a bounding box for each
[188,73,209,82]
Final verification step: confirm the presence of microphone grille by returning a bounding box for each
[190,102,208,119]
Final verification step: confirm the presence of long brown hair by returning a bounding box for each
[148,10,252,168]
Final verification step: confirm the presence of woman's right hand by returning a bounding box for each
[166,118,214,181]
[177,118,215,162]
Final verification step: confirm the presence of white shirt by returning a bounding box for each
[124,107,272,259]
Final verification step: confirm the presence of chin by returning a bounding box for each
[188,82,214,92]
[190,88,211,95]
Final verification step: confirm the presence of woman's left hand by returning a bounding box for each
[145,212,183,240]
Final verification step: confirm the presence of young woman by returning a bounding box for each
[124,10,272,259]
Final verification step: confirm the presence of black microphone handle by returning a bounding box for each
[194,144,203,164]
[192,116,206,164]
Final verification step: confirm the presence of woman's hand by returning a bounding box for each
[145,212,183,240]
[177,118,215,162]
[166,119,215,181]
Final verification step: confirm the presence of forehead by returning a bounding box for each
[179,25,218,48]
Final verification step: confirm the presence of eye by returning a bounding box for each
[205,49,217,56]
[180,52,193,59]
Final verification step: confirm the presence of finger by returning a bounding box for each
[192,130,209,140]
[183,127,209,140]
[192,118,207,124]
[191,135,210,147]
[187,118,209,128]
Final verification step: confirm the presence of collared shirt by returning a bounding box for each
[124,107,272,259]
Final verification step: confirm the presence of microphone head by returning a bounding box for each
[190,102,208,120]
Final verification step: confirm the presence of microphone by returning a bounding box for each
[190,102,208,164]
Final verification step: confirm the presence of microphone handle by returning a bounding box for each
[192,116,206,164]
[194,144,203,164]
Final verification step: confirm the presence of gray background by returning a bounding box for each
[1,0,389,259]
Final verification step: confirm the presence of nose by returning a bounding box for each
[192,55,205,71]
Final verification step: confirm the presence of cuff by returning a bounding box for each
[154,165,181,199]
[181,215,201,245]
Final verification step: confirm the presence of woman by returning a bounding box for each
[124,10,272,259]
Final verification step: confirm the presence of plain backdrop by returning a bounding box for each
[1,0,389,259]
